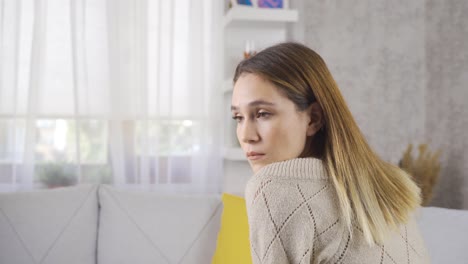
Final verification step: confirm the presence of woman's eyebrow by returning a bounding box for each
[231,100,275,111]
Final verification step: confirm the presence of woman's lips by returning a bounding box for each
[246,152,265,161]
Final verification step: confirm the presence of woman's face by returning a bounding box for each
[231,73,314,173]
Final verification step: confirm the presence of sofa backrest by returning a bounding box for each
[97,185,222,264]
[0,184,222,264]
[0,184,98,264]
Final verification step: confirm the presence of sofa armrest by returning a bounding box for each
[416,206,468,264]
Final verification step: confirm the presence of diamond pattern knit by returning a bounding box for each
[244,158,430,264]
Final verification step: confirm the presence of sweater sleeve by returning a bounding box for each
[245,178,322,264]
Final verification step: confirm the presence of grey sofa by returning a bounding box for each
[1,184,468,264]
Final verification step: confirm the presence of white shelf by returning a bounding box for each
[223,147,247,161]
[224,6,298,27]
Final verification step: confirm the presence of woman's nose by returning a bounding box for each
[239,120,260,143]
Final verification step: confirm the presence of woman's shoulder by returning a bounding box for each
[245,174,332,207]
[244,165,342,237]
[244,161,345,263]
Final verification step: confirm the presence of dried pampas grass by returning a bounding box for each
[399,143,442,206]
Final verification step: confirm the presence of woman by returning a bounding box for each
[231,42,430,263]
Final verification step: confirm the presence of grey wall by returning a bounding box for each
[425,0,468,209]
[302,0,468,209]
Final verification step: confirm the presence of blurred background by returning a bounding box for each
[0,0,466,210]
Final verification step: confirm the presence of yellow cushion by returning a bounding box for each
[212,193,252,264]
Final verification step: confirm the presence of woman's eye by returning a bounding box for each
[232,115,243,123]
[257,112,271,118]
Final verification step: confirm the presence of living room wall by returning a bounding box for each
[300,0,468,209]
[425,0,468,209]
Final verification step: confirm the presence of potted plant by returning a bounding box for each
[37,162,78,189]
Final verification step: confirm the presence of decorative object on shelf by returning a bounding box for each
[243,40,257,59]
[223,3,298,28]
[230,0,257,8]
[258,0,288,9]
[398,143,442,206]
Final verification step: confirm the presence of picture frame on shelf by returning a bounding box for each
[230,0,257,8]
[257,0,289,9]
[230,0,289,9]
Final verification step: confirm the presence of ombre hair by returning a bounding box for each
[233,42,421,245]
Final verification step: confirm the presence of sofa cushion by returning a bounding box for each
[97,185,222,264]
[416,206,468,264]
[0,184,98,264]
[212,193,252,264]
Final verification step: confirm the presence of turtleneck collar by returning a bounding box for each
[253,157,328,181]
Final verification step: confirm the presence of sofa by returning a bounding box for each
[1,184,468,264]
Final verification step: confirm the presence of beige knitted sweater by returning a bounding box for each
[244,158,430,264]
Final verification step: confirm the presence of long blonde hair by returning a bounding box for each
[233,42,421,245]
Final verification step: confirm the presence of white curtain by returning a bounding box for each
[0,0,223,193]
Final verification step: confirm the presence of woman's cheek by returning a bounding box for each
[258,119,276,142]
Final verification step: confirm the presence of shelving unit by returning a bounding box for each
[223,6,298,27]
[222,5,298,162]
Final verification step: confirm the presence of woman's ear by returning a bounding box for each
[306,102,323,136]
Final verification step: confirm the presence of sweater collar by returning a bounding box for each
[254,157,328,180]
